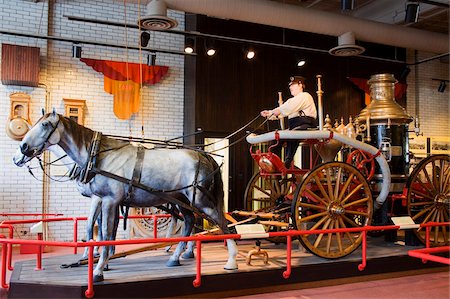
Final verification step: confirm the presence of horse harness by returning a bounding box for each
[81,131,222,226]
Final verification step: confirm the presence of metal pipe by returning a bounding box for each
[246,130,391,209]
[165,0,449,53]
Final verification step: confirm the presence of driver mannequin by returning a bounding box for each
[260,76,317,168]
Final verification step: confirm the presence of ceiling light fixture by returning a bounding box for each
[297,59,306,67]
[205,39,216,56]
[184,37,195,54]
[341,0,355,10]
[72,44,82,58]
[147,52,156,66]
[438,81,447,92]
[140,31,150,48]
[245,47,255,60]
[405,1,420,24]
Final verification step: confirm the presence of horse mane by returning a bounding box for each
[58,114,95,148]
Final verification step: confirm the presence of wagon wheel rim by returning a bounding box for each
[244,172,299,243]
[245,172,298,212]
[292,162,373,259]
[407,155,450,246]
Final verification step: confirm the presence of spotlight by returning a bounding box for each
[184,37,195,54]
[245,48,255,60]
[205,39,216,56]
[341,0,354,10]
[147,52,156,66]
[438,81,447,93]
[72,44,82,59]
[297,59,306,67]
[140,31,150,47]
[400,66,411,81]
[405,1,420,24]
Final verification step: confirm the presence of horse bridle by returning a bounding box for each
[24,116,61,158]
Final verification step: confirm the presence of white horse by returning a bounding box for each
[13,112,237,282]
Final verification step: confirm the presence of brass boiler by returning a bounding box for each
[356,73,413,192]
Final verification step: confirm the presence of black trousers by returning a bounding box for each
[283,116,316,168]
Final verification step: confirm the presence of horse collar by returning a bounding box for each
[80,131,102,184]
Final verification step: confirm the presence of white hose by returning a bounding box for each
[246,130,390,210]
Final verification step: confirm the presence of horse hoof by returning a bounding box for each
[166,260,181,267]
[93,274,104,283]
[224,262,238,270]
[182,251,194,259]
[103,264,110,271]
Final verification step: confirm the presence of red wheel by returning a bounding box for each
[346,149,376,181]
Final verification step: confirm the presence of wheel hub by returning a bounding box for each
[435,193,449,205]
[328,202,345,217]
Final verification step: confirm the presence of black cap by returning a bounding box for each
[289,76,306,86]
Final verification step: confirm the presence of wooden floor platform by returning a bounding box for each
[7,236,448,298]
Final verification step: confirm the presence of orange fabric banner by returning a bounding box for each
[80,58,169,120]
[81,58,169,84]
[104,78,140,120]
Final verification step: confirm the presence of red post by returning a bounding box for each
[283,235,292,279]
[35,233,43,271]
[358,230,367,271]
[153,216,158,239]
[192,240,202,287]
[7,225,13,271]
[85,244,94,298]
[1,235,8,289]
[73,218,78,254]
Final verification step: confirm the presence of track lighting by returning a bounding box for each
[432,78,449,93]
[140,31,150,48]
[72,44,82,59]
[204,39,216,56]
[438,81,447,93]
[184,37,195,54]
[297,59,306,67]
[245,47,255,60]
[147,52,156,66]
[341,0,354,10]
[405,1,420,24]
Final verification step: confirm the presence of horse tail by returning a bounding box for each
[205,155,227,229]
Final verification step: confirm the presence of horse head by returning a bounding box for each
[13,111,62,167]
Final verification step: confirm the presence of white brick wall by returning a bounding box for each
[0,0,185,241]
[406,49,449,138]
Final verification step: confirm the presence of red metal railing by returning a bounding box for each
[0,220,448,298]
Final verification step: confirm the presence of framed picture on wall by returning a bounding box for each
[431,136,450,155]
[409,135,427,157]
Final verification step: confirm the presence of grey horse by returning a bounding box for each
[13,111,238,282]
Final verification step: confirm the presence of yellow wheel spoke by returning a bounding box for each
[253,185,271,198]
[313,218,332,248]
[334,167,342,202]
[422,167,438,195]
[337,173,354,203]
[343,197,369,208]
[297,201,327,211]
[339,217,356,244]
[411,204,435,221]
[309,215,329,231]
[313,175,331,203]
[345,210,370,217]
[326,168,334,201]
[326,219,334,254]
[342,214,361,228]
[341,183,364,205]
[409,201,435,206]
[410,188,435,201]
[298,211,329,222]
[335,219,343,253]
[304,188,329,207]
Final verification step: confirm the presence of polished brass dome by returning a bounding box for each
[357,73,413,125]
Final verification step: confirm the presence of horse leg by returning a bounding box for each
[165,214,178,252]
[81,196,102,260]
[93,200,118,282]
[166,207,194,267]
[207,210,238,270]
[182,240,195,259]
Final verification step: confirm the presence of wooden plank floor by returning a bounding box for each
[7,236,447,298]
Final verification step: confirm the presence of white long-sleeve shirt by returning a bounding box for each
[279,91,317,119]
